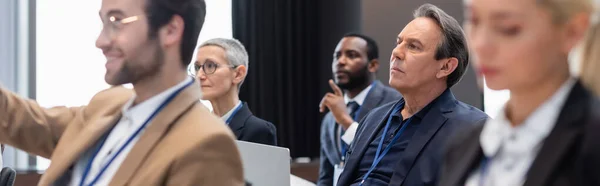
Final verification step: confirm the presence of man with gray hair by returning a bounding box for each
[190,38,277,146]
[335,4,487,186]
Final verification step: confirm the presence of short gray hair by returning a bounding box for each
[199,38,249,90]
[414,3,469,88]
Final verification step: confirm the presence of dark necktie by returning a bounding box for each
[347,101,360,121]
[340,101,360,156]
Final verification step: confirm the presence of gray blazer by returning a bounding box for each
[318,80,402,186]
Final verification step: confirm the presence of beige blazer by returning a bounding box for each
[0,82,244,186]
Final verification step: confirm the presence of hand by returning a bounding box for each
[320,79,354,129]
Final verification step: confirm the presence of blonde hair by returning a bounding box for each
[580,21,600,96]
[538,0,594,23]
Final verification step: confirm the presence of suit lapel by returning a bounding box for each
[523,82,588,186]
[357,81,385,120]
[109,81,202,186]
[326,114,342,164]
[339,101,400,185]
[228,102,252,139]
[389,90,455,185]
[446,126,485,186]
[39,114,122,185]
[389,108,448,184]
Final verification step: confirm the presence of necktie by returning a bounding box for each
[346,101,360,120]
[339,101,360,156]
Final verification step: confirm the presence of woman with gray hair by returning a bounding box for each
[190,38,277,146]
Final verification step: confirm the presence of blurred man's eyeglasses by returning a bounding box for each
[188,61,236,76]
[101,15,139,39]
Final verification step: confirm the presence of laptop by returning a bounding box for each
[236,140,291,186]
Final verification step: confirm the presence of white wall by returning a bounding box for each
[35,0,231,170]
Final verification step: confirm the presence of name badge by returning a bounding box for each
[333,162,345,186]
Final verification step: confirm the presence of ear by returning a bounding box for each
[436,57,459,79]
[368,59,379,73]
[233,65,247,85]
[561,12,590,54]
[160,15,185,47]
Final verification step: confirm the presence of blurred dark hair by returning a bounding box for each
[343,33,379,61]
[145,0,206,68]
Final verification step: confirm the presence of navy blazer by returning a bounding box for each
[439,80,600,186]
[318,81,402,186]
[336,89,488,186]
[229,102,277,146]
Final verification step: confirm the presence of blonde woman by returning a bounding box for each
[439,0,599,185]
[580,18,600,95]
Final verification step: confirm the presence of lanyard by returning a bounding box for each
[360,102,413,186]
[225,102,243,125]
[79,79,194,186]
[479,157,490,186]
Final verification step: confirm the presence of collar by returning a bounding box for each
[480,77,576,157]
[344,83,373,106]
[120,76,194,127]
[221,101,242,122]
[392,91,439,120]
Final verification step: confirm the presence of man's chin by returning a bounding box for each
[389,81,409,92]
[104,76,121,86]
[336,82,351,90]
[104,73,129,86]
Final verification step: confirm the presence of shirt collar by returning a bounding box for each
[392,95,437,120]
[480,77,576,157]
[120,76,193,127]
[344,83,373,106]
[221,101,243,122]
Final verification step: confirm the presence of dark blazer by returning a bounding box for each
[229,102,277,146]
[318,81,402,186]
[439,81,600,186]
[336,89,488,186]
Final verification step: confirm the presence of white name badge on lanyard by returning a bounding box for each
[333,163,344,186]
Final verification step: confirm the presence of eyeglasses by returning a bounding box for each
[101,15,140,39]
[188,60,236,76]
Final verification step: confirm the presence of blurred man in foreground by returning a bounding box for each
[0,0,244,185]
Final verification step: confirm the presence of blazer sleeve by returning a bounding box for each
[318,146,336,186]
[0,87,81,158]
[438,119,486,186]
[583,113,600,185]
[166,132,245,186]
[318,117,334,186]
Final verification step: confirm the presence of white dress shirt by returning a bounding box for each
[220,101,242,123]
[465,77,575,186]
[339,84,372,144]
[70,77,193,186]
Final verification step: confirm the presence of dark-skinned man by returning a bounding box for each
[318,33,401,186]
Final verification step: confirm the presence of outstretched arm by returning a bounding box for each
[0,87,81,158]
